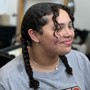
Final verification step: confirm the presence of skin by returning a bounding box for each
[28,9,75,72]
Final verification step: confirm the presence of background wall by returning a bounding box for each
[74,0,90,31]
[24,0,63,13]
[0,0,90,30]
[0,0,18,26]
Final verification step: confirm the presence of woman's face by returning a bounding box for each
[37,9,75,55]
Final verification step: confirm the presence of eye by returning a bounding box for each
[68,24,74,29]
[52,25,62,31]
[68,25,72,29]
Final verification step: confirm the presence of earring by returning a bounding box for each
[36,42,39,46]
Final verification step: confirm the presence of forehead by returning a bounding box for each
[43,9,71,25]
[57,9,71,23]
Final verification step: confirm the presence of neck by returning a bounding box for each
[30,57,60,72]
[29,46,59,66]
[28,46,60,72]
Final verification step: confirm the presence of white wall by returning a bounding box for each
[74,0,90,31]
[24,0,90,31]
[0,0,90,30]
[0,0,18,26]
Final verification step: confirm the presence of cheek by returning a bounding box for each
[39,34,58,49]
[43,37,57,46]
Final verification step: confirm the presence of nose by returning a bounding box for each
[54,26,74,39]
[63,27,74,37]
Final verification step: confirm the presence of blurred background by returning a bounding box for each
[0,0,90,67]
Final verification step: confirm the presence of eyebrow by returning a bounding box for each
[58,21,72,25]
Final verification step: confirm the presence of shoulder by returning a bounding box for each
[0,54,24,80]
[66,50,90,71]
[0,54,29,89]
[66,49,89,61]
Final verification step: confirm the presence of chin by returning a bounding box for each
[65,49,71,54]
[59,47,72,55]
[65,47,72,53]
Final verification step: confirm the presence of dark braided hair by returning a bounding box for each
[21,38,39,90]
[59,55,73,75]
[21,3,74,89]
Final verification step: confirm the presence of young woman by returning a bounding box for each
[0,2,90,90]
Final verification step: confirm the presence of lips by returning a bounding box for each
[63,40,72,45]
[62,40,72,46]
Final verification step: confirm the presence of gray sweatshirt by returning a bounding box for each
[0,50,90,90]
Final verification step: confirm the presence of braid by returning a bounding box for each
[21,38,39,90]
[59,55,73,75]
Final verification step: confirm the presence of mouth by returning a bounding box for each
[60,40,72,46]
[63,40,72,46]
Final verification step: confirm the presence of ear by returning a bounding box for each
[28,29,39,42]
